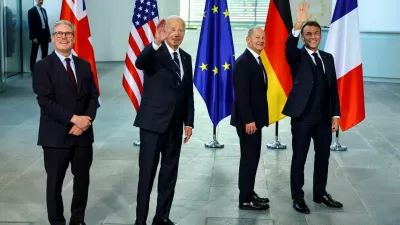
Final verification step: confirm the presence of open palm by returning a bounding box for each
[297,2,312,23]
[154,19,171,44]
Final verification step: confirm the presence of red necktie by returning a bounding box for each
[65,58,77,89]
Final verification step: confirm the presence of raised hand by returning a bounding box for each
[297,2,312,23]
[154,19,171,45]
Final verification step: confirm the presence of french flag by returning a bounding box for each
[325,0,365,131]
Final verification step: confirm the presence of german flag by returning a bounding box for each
[261,0,293,124]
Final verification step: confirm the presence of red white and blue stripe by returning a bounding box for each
[325,0,365,131]
[122,0,159,112]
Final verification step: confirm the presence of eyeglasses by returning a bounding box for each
[53,31,74,38]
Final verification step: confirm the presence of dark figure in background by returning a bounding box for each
[28,0,51,72]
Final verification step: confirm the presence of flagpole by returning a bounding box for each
[266,121,286,149]
[330,130,347,151]
[205,126,224,148]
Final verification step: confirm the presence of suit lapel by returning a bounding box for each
[244,49,267,90]
[73,55,83,94]
[179,49,190,84]
[319,52,332,86]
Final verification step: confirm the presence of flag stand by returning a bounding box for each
[330,130,347,151]
[205,126,224,148]
[267,122,287,149]
[133,140,140,146]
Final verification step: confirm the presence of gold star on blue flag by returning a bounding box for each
[194,0,235,127]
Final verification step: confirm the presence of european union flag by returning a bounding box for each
[194,0,235,127]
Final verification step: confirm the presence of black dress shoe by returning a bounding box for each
[69,222,86,225]
[152,218,176,225]
[314,194,343,208]
[293,199,310,214]
[239,200,269,210]
[134,221,146,225]
[252,192,270,203]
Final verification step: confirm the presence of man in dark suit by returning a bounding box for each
[32,20,99,225]
[282,2,343,214]
[230,27,270,211]
[28,0,51,72]
[133,15,194,225]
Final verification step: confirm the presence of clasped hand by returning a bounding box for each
[70,115,92,136]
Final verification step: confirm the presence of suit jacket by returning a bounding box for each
[134,42,194,134]
[32,52,99,148]
[28,6,50,41]
[230,49,269,129]
[282,33,340,118]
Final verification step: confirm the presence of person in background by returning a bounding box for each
[28,0,51,72]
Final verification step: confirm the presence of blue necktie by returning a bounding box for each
[173,52,181,81]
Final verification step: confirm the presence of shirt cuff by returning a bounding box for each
[292,29,301,37]
[152,41,161,50]
[185,126,193,129]
[332,116,340,118]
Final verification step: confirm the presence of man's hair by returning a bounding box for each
[300,21,321,35]
[165,15,186,32]
[52,20,75,34]
[247,26,262,37]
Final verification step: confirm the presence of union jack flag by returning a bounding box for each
[122,0,159,111]
[60,0,101,105]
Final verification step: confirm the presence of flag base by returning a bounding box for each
[267,138,287,150]
[205,139,224,148]
[133,140,140,146]
[267,122,287,150]
[330,138,347,151]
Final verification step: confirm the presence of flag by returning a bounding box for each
[325,0,365,131]
[262,0,293,125]
[193,0,235,127]
[122,0,159,111]
[60,0,101,105]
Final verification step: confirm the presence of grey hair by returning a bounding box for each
[52,20,75,34]
[247,26,263,37]
[165,15,186,31]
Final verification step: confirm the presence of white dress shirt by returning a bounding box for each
[35,6,46,29]
[54,50,77,82]
[152,42,184,79]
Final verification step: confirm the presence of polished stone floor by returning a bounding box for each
[1,36,400,225]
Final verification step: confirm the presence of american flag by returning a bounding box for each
[123,0,159,111]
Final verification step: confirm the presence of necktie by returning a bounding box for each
[65,58,77,90]
[40,8,46,21]
[173,52,181,80]
[258,56,267,84]
[312,52,324,73]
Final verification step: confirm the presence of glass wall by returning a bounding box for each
[3,0,22,77]
[0,0,5,92]
[180,0,270,29]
